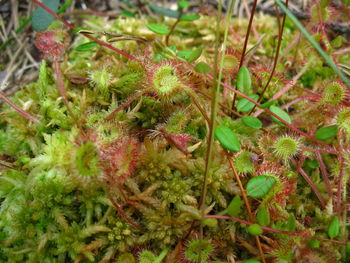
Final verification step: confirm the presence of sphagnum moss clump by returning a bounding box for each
[1,2,350,263]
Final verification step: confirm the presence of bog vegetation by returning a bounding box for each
[0,0,350,262]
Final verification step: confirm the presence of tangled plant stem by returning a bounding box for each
[0,91,38,123]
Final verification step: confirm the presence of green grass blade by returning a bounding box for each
[274,0,350,89]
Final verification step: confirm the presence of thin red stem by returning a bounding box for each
[337,130,346,217]
[0,91,38,123]
[53,58,68,106]
[294,160,326,208]
[238,0,258,69]
[315,152,332,199]
[105,92,143,120]
[32,0,138,61]
[249,0,289,115]
[205,215,308,236]
[231,0,258,113]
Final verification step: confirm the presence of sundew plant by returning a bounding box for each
[1,0,350,262]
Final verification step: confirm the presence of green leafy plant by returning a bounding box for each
[1,0,350,262]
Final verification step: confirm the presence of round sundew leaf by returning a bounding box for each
[315,125,338,140]
[75,41,99,51]
[180,14,200,21]
[257,205,270,226]
[32,0,60,31]
[247,224,263,236]
[242,116,262,129]
[237,94,259,113]
[146,24,170,35]
[227,196,242,217]
[236,66,252,93]
[246,175,276,198]
[269,105,292,125]
[327,217,340,239]
[195,62,211,73]
[214,126,240,152]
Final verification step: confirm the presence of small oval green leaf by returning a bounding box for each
[327,217,340,239]
[247,224,263,236]
[269,105,292,125]
[149,4,180,18]
[246,175,276,198]
[257,205,270,226]
[32,0,60,31]
[236,66,252,93]
[178,1,190,9]
[259,100,275,109]
[308,239,320,248]
[187,47,203,63]
[177,49,192,60]
[202,218,218,228]
[242,116,262,129]
[286,215,296,231]
[180,14,200,21]
[121,10,136,18]
[237,95,259,113]
[214,126,240,152]
[146,24,170,35]
[75,41,99,52]
[227,196,242,217]
[195,62,211,73]
[242,260,261,263]
[315,125,338,140]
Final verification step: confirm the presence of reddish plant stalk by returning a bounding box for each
[337,130,346,217]
[106,185,140,229]
[0,91,39,123]
[238,0,258,69]
[32,0,138,61]
[294,160,326,208]
[315,152,332,199]
[205,215,308,236]
[53,58,68,106]
[105,91,144,120]
[249,0,289,115]
[231,0,258,112]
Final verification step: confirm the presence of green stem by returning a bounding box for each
[165,9,183,46]
[274,0,350,88]
[155,247,169,263]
